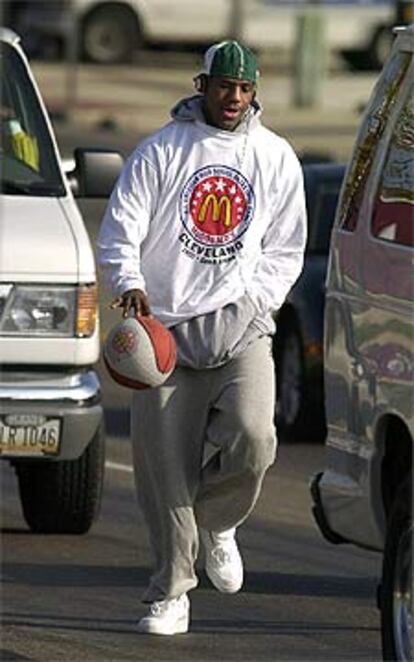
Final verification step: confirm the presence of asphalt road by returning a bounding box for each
[1,123,383,661]
[2,439,382,661]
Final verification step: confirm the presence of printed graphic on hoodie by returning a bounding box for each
[179,165,255,264]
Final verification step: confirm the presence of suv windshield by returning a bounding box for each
[0,41,65,196]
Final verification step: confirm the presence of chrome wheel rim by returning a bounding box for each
[86,20,125,62]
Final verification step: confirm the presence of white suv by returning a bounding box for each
[0,28,123,533]
[310,24,413,661]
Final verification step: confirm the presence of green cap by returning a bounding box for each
[202,40,259,83]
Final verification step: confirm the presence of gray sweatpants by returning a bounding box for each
[130,336,277,602]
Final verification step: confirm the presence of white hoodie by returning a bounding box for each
[98,96,306,334]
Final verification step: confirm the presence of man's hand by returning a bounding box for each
[110,288,151,318]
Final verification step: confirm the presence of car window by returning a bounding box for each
[0,41,65,196]
[338,50,411,233]
[371,83,414,248]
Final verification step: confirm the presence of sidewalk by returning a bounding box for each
[32,59,377,161]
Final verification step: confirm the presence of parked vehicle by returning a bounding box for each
[274,162,346,442]
[310,24,413,661]
[4,0,395,67]
[0,28,123,534]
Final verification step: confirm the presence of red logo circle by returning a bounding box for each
[189,175,247,237]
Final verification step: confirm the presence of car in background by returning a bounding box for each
[0,27,123,534]
[310,24,413,661]
[4,0,395,67]
[274,162,346,442]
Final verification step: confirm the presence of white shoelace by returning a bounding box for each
[149,598,180,615]
[211,543,233,566]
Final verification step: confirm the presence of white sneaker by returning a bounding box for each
[200,527,244,593]
[137,594,190,635]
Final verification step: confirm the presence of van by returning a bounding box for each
[6,0,394,68]
[0,28,123,533]
[310,24,413,661]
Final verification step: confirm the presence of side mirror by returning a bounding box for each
[67,148,124,198]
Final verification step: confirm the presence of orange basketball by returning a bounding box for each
[103,316,177,389]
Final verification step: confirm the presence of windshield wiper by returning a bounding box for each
[1,180,65,196]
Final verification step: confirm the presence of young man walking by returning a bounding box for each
[98,40,307,635]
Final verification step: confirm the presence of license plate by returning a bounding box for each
[0,414,62,456]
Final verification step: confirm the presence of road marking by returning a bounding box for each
[105,460,134,473]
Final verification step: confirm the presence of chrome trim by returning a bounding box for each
[0,370,101,404]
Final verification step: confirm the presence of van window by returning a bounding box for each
[0,42,65,196]
[338,51,411,233]
[371,85,414,247]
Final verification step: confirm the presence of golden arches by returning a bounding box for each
[198,194,232,227]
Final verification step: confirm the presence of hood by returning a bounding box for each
[170,94,263,134]
[0,196,78,282]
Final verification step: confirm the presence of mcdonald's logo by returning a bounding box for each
[198,194,232,228]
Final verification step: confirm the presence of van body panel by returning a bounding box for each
[0,333,100,366]
[0,197,78,281]
[312,26,413,551]
[59,197,97,283]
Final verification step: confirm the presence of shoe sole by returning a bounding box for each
[205,567,243,594]
[137,616,189,636]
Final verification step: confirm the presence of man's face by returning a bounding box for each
[202,76,256,131]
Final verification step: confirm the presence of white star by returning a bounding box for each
[229,185,237,195]
[202,181,213,192]
[234,196,242,204]
[215,178,226,192]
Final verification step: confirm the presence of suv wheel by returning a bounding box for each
[15,424,105,534]
[380,473,412,661]
[82,6,141,64]
[368,26,395,70]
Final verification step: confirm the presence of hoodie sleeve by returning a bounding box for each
[246,145,307,315]
[97,148,160,297]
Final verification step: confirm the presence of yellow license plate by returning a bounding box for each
[0,415,61,456]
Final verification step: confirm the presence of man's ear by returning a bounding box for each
[194,74,207,94]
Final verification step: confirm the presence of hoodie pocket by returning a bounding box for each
[171,293,266,369]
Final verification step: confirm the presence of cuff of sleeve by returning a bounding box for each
[114,276,146,297]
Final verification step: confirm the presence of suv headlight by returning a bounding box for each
[0,284,98,337]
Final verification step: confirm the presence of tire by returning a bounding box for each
[380,472,412,661]
[15,424,105,534]
[82,6,141,64]
[275,320,325,442]
[368,26,395,70]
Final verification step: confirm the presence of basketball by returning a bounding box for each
[103,316,177,389]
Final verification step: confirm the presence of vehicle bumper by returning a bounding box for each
[310,471,348,544]
[0,370,102,461]
[310,462,384,552]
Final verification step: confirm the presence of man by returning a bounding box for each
[98,40,306,636]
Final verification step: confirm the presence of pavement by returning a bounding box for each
[32,52,379,162]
